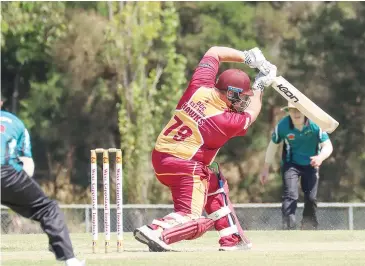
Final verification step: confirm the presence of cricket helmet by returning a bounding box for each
[215,69,253,113]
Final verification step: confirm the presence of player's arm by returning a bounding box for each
[204,46,246,63]
[17,127,35,177]
[310,129,333,167]
[260,141,280,185]
[245,64,277,124]
[190,46,272,88]
[260,123,282,184]
[263,123,283,168]
[310,139,333,168]
[318,139,333,161]
[264,140,280,168]
[245,90,263,124]
[204,46,269,71]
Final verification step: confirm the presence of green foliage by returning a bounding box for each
[1,2,66,64]
[1,1,364,204]
[113,2,187,203]
[19,73,63,133]
[282,2,365,201]
[177,2,257,75]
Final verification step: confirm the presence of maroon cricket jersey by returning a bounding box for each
[155,56,251,166]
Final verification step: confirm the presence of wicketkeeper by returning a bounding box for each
[134,46,277,251]
[260,102,333,229]
[0,101,85,266]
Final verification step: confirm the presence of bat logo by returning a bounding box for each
[277,84,299,103]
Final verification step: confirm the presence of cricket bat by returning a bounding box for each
[271,76,339,133]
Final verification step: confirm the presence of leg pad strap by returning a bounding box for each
[160,217,214,245]
[218,225,238,237]
[207,206,231,221]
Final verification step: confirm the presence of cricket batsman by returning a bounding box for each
[134,46,277,251]
[0,101,85,266]
[260,102,333,230]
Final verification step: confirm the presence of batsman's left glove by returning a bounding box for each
[252,62,277,91]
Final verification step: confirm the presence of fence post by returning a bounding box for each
[85,207,90,233]
[348,206,354,230]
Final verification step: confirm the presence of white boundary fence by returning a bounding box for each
[1,203,365,234]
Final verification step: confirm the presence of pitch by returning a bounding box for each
[2,231,365,266]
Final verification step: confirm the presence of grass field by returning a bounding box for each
[1,231,365,266]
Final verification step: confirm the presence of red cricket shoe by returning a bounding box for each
[219,234,252,251]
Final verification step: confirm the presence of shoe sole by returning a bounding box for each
[133,228,169,252]
[219,243,252,251]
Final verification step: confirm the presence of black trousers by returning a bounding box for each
[281,162,319,230]
[1,165,75,260]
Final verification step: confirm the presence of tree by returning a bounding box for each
[282,2,365,201]
[111,2,187,203]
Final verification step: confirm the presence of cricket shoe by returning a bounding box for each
[65,258,85,266]
[134,225,172,252]
[219,241,253,251]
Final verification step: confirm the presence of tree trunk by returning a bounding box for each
[12,71,20,114]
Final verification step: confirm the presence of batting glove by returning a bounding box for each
[252,62,277,91]
[243,47,266,69]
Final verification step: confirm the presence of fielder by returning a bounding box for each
[0,101,85,266]
[260,102,333,230]
[134,46,277,251]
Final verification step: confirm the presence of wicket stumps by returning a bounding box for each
[90,148,123,253]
